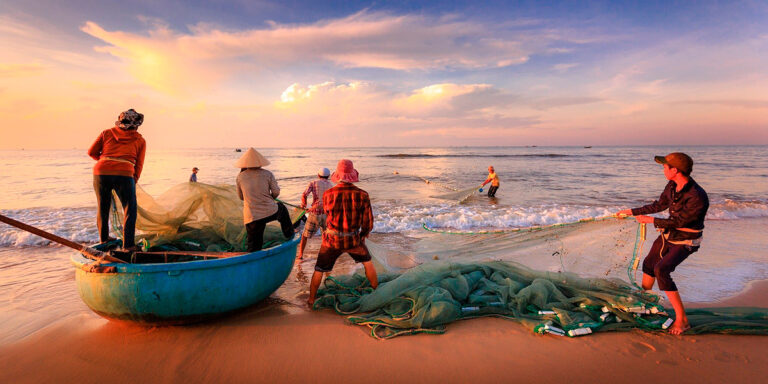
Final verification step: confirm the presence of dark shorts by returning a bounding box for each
[314,243,372,272]
[642,235,699,291]
[487,185,499,197]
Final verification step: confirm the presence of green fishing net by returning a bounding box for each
[112,183,303,252]
[314,261,768,339]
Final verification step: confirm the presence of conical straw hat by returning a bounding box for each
[234,148,270,168]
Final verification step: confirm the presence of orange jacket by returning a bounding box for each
[88,127,146,181]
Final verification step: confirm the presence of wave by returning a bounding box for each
[373,199,768,233]
[2,199,767,246]
[377,153,580,159]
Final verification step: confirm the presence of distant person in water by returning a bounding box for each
[298,167,333,259]
[617,152,708,335]
[480,166,500,197]
[235,148,294,252]
[189,167,199,182]
[307,159,378,307]
[87,108,146,251]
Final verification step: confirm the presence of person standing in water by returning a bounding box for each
[480,166,500,197]
[189,167,199,182]
[235,148,294,252]
[298,167,333,259]
[87,109,146,251]
[617,152,708,335]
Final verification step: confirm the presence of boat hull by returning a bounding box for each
[71,238,299,324]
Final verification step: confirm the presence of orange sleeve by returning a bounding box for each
[133,139,146,182]
[87,131,104,161]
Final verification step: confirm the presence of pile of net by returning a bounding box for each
[313,261,768,339]
[112,183,303,252]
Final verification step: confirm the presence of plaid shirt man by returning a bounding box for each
[321,182,374,249]
[301,178,334,215]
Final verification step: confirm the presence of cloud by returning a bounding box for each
[80,11,589,94]
[552,63,578,73]
[673,99,768,109]
[530,96,602,110]
[0,63,45,77]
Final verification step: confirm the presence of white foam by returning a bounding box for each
[2,198,767,246]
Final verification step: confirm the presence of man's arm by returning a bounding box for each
[301,183,313,208]
[480,176,492,187]
[631,184,671,215]
[359,195,374,238]
[87,132,104,161]
[269,173,280,199]
[133,140,146,182]
[236,177,244,201]
[653,195,707,229]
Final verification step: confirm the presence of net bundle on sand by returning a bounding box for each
[313,261,768,339]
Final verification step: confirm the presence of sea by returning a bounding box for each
[1,146,767,344]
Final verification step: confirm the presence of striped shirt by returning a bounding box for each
[321,183,374,249]
[301,178,334,214]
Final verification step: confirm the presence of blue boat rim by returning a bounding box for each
[71,237,301,274]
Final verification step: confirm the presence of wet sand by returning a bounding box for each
[0,265,766,384]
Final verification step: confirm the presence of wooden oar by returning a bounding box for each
[0,213,126,264]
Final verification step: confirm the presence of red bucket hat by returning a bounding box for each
[331,159,359,183]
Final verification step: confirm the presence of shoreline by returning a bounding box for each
[1,259,766,384]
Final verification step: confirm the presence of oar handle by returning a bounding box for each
[0,214,125,264]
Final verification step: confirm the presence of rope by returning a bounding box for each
[393,172,461,192]
[627,223,647,290]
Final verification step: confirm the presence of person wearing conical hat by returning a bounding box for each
[307,159,378,307]
[235,148,294,251]
[87,108,146,251]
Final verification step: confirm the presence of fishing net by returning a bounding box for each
[429,185,479,203]
[316,217,768,338]
[314,261,768,339]
[111,183,304,252]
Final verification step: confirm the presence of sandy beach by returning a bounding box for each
[1,254,765,384]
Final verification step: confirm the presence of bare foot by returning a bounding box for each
[668,320,691,335]
[306,300,315,309]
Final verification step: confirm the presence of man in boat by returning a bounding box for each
[307,159,378,306]
[189,167,199,182]
[480,165,500,197]
[87,108,146,251]
[297,167,333,259]
[617,152,708,335]
[235,148,294,252]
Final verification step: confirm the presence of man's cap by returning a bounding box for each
[193,167,199,171]
[318,167,331,177]
[654,152,693,174]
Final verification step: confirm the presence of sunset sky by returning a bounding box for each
[1,0,767,149]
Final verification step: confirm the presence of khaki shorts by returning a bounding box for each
[302,213,326,238]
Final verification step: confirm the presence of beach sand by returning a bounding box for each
[0,265,765,384]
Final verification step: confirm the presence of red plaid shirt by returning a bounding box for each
[321,183,374,249]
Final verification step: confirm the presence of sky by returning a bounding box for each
[1,0,767,149]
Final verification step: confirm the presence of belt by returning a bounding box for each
[101,156,136,166]
[663,230,703,246]
[326,229,360,237]
[675,227,703,233]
